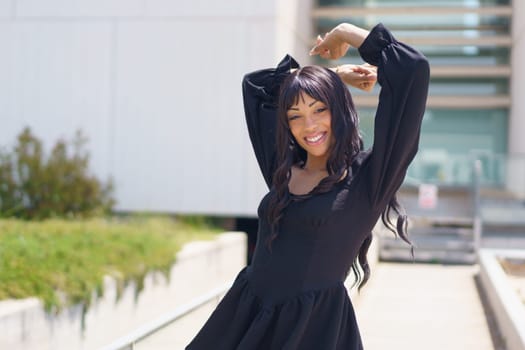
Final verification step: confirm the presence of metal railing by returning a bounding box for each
[406,151,525,197]
[98,282,231,350]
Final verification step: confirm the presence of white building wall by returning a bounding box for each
[0,21,114,178]
[0,0,12,17]
[0,0,314,216]
[506,0,525,197]
[276,0,315,65]
[510,0,525,155]
[16,0,143,17]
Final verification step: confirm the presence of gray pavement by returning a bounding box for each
[134,297,224,350]
[136,262,497,350]
[356,263,495,350]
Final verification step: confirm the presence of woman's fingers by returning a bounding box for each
[311,44,333,59]
[310,28,351,59]
[335,64,377,91]
[309,44,323,56]
[320,49,332,59]
[310,33,335,57]
[309,35,324,56]
[352,65,377,76]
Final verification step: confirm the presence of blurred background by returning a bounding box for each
[1,0,523,229]
[1,0,525,349]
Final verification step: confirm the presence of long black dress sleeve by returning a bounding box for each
[356,23,430,209]
[242,55,299,189]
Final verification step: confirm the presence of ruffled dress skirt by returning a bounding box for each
[186,267,363,350]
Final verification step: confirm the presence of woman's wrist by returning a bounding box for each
[335,23,369,49]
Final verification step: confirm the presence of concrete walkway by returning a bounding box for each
[355,263,495,350]
[137,263,497,349]
[135,297,224,350]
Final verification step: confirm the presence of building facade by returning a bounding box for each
[1,0,523,217]
[315,0,523,192]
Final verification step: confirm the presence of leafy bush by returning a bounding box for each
[0,127,114,219]
[0,216,219,311]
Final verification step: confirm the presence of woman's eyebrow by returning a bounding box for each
[288,100,320,111]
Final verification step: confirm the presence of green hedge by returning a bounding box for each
[0,216,218,312]
[0,128,114,219]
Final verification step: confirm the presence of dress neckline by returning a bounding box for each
[287,169,349,198]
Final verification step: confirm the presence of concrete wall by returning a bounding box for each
[0,232,246,350]
[0,0,315,217]
[478,249,525,350]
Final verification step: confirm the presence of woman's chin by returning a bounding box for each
[305,148,330,159]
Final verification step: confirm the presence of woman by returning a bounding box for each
[187,22,429,350]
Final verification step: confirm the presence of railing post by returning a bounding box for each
[473,159,483,261]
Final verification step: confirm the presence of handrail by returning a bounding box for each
[98,282,231,350]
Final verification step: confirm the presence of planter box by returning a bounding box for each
[0,232,246,350]
[479,249,525,350]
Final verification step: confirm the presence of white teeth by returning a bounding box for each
[306,133,324,143]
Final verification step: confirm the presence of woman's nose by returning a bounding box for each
[304,114,317,130]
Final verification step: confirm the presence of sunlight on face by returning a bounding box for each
[287,92,333,162]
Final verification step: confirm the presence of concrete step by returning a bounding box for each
[379,214,477,264]
[410,215,474,227]
[379,249,477,264]
[409,226,474,238]
[481,206,525,226]
[380,236,475,251]
[481,236,525,250]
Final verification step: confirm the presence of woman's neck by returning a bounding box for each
[302,155,328,172]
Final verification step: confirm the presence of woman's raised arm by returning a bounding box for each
[242,55,299,189]
[313,23,430,209]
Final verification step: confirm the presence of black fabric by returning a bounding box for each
[241,54,300,189]
[186,23,429,350]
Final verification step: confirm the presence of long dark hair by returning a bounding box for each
[266,65,412,290]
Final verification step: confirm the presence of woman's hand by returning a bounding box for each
[310,23,369,60]
[333,64,377,92]
[310,27,350,60]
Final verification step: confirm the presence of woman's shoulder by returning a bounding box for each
[351,149,372,172]
[341,150,372,187]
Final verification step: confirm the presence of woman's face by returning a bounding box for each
[286,92,333,161]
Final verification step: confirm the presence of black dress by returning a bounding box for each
[186,23,429,350]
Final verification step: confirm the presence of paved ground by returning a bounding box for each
[135,297,224,350]
[356,263,496,350]
[134,263,498,350]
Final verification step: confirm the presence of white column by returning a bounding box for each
[275,0,315,65]
[506,0,525,197]
[510,0,525,155]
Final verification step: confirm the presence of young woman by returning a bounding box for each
[187,22,429,350]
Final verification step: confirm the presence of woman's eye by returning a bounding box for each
[288,115,300,121]
[316,107,327,113]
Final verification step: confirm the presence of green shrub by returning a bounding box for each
[0,127,114,219]
[0,216,219,311]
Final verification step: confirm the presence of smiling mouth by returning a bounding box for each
[304,132,327,146]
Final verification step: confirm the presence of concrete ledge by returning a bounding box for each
[479,249,525,350]
[0,232,246,350]
[177,232,245,260]
[0,298,40,319]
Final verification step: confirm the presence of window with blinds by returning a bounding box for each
[313,0,511,186]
